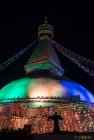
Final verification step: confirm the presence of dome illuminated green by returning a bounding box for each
[0,77,94,107]
[0,78,32,100]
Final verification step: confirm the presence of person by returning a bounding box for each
[48,112,63,133]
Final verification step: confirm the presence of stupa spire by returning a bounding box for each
[24,18,64,79]
[38,17,54,40]
[44,16,48,24]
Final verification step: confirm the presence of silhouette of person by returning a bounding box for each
[48,112,63,133]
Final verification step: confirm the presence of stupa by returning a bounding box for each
[0,18,94,133]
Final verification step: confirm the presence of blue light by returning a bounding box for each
[0,78,94,104]
[60,80,94,103]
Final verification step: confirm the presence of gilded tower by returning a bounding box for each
[24,17,64,79]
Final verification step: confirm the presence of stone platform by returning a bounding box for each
[33,132,94,140]
[0,131,94,140]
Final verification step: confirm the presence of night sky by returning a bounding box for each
[0,2,94,94]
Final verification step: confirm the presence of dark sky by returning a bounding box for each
[0,2,94,94]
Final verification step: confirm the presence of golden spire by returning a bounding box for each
[44,16,48,24]
[38,17,54,40]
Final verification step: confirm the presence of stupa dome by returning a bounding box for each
[0,77,94,107]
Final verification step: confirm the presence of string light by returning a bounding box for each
[52,40,94,79]
[0,100,94,133]
[0,40,37,71]
[52,40,94,68]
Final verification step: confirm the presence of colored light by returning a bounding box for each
[0,77,94,106]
